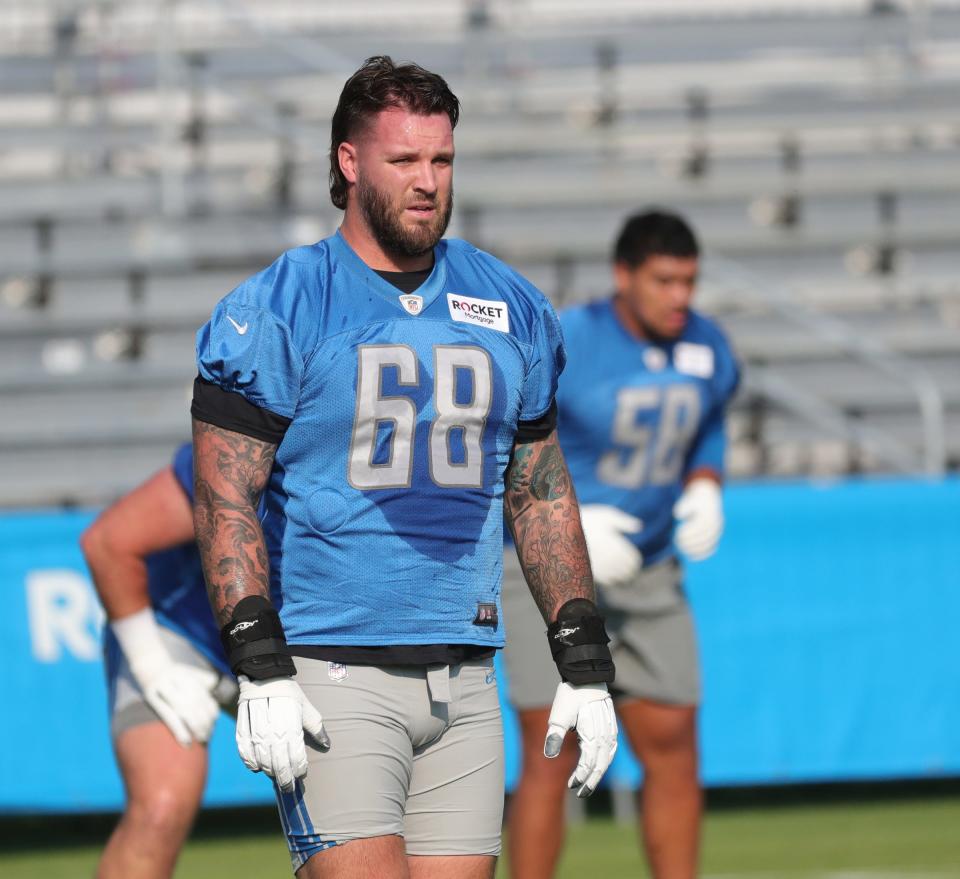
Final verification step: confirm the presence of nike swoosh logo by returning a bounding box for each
[226,315,249,335]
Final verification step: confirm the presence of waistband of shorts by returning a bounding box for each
[289,643,495,667]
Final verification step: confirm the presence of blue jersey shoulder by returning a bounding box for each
[197,243,335,418]
[559,299,611,340]
[444,240,562,342]
[442,238,566,420]
[684,308,731,350]
[682,309,740,402]
[215,242,331,348]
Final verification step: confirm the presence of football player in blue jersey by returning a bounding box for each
[189,56,618,879]
[502,210,740,879]
[81,444,238,879]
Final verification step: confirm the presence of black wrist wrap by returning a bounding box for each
[220,595,296,680]
[546,598,615,686]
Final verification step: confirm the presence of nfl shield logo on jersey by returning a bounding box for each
[327,662,348,682]
[399,294,423,316]
[643,347,667,372]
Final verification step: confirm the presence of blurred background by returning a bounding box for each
[2,1,959,877]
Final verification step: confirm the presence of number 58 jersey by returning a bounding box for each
[557,300,739,566]
[195,231,564,649]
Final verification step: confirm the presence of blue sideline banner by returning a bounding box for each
[691,476,960,787]
[3,510,272,813]
[4,477,960,812]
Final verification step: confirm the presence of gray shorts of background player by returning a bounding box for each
[105,626,238,738]
[274,655,504,871]
[501,549,700,710]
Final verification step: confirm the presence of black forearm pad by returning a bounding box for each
[546,598,615,686]
[220,595,296,680]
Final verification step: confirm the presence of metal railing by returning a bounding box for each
[708,255,947,476]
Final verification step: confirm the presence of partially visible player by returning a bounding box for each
[81,444,239,879]
[503,210,740,879]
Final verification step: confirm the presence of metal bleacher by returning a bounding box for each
[2,0,960,507]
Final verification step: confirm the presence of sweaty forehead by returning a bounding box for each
[362,107,454,150]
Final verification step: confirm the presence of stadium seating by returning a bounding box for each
[2,0,959,505]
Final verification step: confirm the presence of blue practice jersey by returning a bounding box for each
[558,300,739,564]
[196,231,564,648]
[103,444,231,676]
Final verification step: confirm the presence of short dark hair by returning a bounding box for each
[328,55,461,210]
[613,209,699,267]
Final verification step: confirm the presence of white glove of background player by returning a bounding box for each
[580,504,643,587]
[111,606,220,747]
[673,477,724,561]
[544,681,618,798]
[236,676,330,793]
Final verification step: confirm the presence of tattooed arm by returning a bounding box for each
[192,418,276,627]
[503,428,596,622]
[506,428,618,795]
[192,416,328,789]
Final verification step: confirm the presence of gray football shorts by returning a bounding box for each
[275,656,504,871]
[105,624,238,739]
[501,549,700,709]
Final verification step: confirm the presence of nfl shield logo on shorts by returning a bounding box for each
[399,294,423,316]
[327,662,348,682]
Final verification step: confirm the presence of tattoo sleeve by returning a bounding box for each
[192,418,277,627]
[503,428,595,623]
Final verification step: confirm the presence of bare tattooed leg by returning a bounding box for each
[192,419,278,626]
[504,429,595,622]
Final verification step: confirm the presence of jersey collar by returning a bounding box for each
[330,229,448,316]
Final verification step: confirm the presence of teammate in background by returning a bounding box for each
[190,56,618,879]
[81,444,238,879]
[503,210,740,879]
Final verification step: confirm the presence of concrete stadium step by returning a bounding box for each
[1,217,955,286]
[3,106,958,187]
[0,383,193,444]
[0,438,189,509]
[4,149,960,226]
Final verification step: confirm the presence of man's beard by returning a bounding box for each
[357,174,453,260]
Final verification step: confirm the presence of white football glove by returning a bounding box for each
[673,477,724,561]
[544,681,618,798]
[112,607,220,747]
[236,676,330,793]
[580,504,643,587]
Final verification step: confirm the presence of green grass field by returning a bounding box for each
[3,788,959,878]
